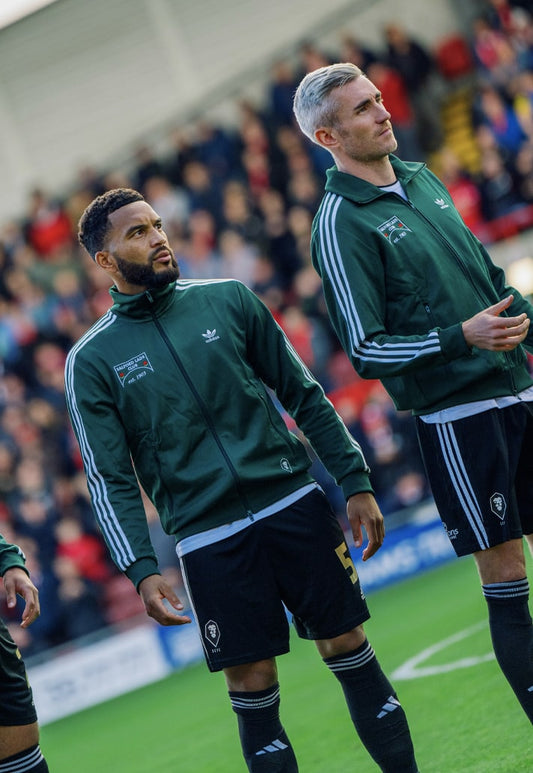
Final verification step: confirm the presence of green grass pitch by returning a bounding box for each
[40,555,533,772]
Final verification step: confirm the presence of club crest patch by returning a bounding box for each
[490,492,507,521]
[113,352,154,387]
[204,619,221,648]
[377,215,412,244]
[280,458,293,473]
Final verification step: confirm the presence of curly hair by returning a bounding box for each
[78,188,145,259]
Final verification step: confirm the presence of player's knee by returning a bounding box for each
[0,722,40,761]
[224,659,278,692]
[475,540,527,584]
[315,624,366,658]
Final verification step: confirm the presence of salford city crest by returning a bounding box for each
[204,620,221,648]
[489,492,507,521]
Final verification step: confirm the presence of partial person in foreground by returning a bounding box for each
[0,535,49,772]
[65,187,420,772]
[293,61,533,724]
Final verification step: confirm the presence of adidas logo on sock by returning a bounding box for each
[256,738,289,755]
[377,695,401,719]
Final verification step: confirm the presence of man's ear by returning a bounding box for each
[314,127,338,150]
[95,250,116,272]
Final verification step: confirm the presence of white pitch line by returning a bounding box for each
[391,621,495,680]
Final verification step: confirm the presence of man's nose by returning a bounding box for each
[377,102,391,121]
[150,227,165,244]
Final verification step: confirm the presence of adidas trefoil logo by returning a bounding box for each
[377,695,401,719]
[255,738,289,755]
[434,198,449,209]
[202,328,220,344]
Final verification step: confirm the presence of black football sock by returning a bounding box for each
[483,578,533,722]
[229,683,298,772]
[0,744,49,772]
[324,641,418,772]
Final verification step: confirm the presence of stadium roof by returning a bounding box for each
[0,0,59,30]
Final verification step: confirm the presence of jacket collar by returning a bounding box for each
[109,280,177,319]
[324,154,425,204]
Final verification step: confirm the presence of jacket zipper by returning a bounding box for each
[399,196,519,395]
[146,295,255,520]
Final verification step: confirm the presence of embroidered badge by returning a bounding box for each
[377,216,412,244]
[204,619,221,648]
[280,458,293,473]
[114,352,154,387]
[490,492,507,521]
[434,198,449,209]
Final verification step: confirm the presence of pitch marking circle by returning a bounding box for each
[391,621,495,681]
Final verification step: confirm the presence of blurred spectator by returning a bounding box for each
[511,7,533,71]
[438,146,487,236]
[23,189,74,261]
[0,440,17,500]
[177,209,220,280]
[181,160,223,225]
[478,146,524,219]
[162,128,200,188]
[218,228,258,287]
[471,14,520,87]
[340,32,379,72]
[297,40,333,75]
[239,113,272,200]
[257,188,303,290]
[512,68,533,137]
[380,470,431,516]
[132,144,165,191]
[366,61,424,161]
[193,120,241,184]
[51,555,107,642]
[54,515,112,584]
[384,22,444,151]
[485,0,520,35]
[250,253,286,312]
[474,82,528,159]
[513,141,533,202]
[267,59,300,129]
[220,180,264,242]
[143,175,190,237]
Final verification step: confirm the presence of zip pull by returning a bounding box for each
[146,290,154,303]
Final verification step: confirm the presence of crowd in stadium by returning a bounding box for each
[0,0,532,656]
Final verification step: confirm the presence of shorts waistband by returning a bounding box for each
[177,483,319,558]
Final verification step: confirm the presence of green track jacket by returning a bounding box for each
[311,155,533,415]
[65,278,371,589]
[0,536,27,577]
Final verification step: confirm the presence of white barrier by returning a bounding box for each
[29,622,204,725]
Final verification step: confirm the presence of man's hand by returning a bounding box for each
[462,295,530,351]
[138,574,192,626]
[3,567,40,628]
[347,492,385,561]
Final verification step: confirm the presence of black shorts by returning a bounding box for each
[0,617,37,725]
[416,402,533,557]
[179,488,370,672]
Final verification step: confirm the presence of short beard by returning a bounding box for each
[114,254,180,289]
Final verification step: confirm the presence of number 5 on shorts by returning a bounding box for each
[335,542,358,584]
